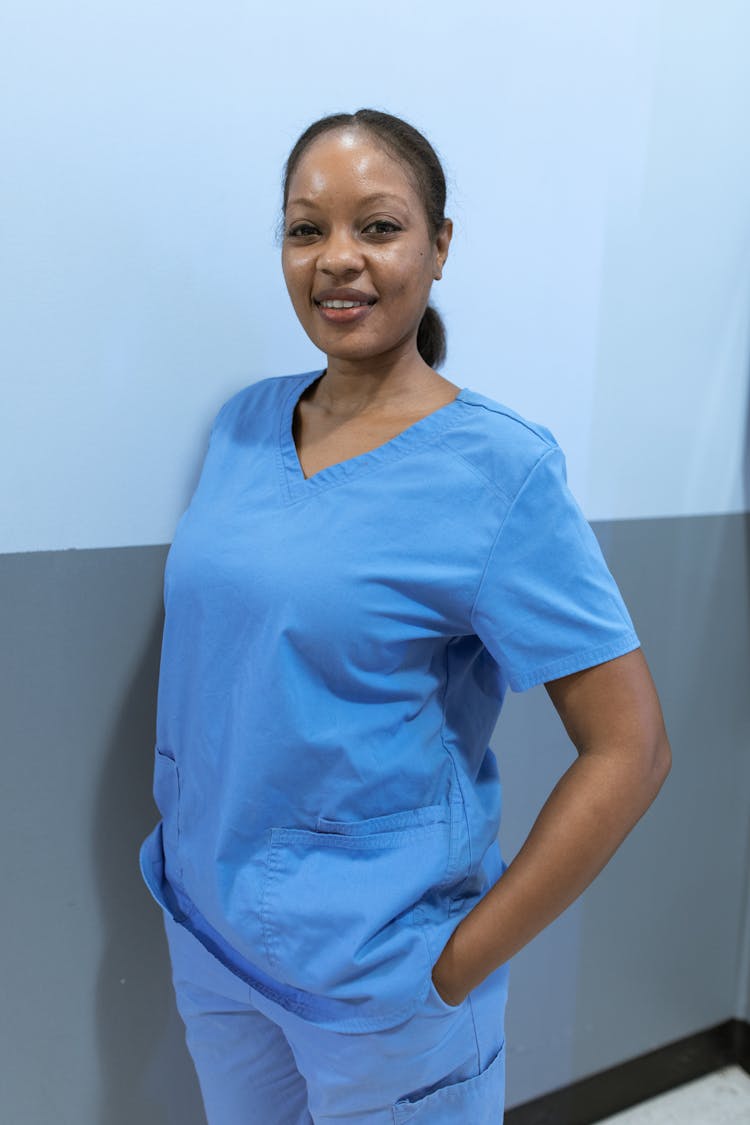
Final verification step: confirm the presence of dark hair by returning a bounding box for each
[282,109,448,369]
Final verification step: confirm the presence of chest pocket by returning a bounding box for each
[259,802,453,1011]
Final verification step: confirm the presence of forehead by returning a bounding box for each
[286,127,420,209]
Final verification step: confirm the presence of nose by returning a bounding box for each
[316,227,364,278]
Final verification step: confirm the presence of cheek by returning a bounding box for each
[282,256,312,303]
[376,249,434,301]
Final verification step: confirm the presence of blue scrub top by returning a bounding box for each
[140,369,640,1032]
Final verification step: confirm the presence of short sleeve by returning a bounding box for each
[470,444,640,692]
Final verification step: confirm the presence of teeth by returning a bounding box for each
[320,299,368,309]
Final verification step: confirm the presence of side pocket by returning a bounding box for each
[424,970,469,1014]
[392,1038,506,1123]
[152,747,182,881]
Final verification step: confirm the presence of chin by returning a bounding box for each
[312,329,412,365]
[311,338,390,364]
[331,349,397,368]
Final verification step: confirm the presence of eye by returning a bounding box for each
[363,219,401,236]
[286,223,319,239]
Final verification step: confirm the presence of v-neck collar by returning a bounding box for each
[277,368,471,504]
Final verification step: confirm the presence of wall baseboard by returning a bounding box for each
[505,1019,750,1124]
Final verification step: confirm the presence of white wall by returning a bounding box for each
[2,0,749,552]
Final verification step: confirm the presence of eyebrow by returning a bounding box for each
[286,192,409,209]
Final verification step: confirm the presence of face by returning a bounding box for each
[281,128,451,368]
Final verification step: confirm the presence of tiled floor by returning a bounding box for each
[593,1065,750,1124]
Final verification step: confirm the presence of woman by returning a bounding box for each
[140,109,672,1124]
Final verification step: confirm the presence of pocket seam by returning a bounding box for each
[273,822,448,850]
[260,828,282,971]
[416,912,468,1014]
[316,803,448,837]
[427,971,466,1012]
[391,1036,506,1121]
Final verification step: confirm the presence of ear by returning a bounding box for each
[433,218,453,281]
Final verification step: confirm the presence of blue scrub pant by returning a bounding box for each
[163,910,509,1123]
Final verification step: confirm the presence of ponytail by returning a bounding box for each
[417,304,447,369]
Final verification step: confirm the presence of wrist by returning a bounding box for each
[432,925,471,1005]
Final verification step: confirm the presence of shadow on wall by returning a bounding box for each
[92,602,206,1125]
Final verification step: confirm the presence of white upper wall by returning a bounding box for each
[2,0,749,552]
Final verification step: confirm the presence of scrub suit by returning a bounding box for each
[139,369,641,1122]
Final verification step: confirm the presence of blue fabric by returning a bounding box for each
[140,368,640,1033]
[163,907,509,1123]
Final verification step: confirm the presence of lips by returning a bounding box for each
[313,288,377,307]
[315,300,376,325]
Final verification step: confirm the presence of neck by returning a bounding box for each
[313,347,438,417]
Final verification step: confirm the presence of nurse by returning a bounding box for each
[140,108,672,1124]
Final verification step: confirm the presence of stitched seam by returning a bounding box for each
[509,631,640,691]
[282,408,469,505]
[469,446,559,626]
[467,990,482,1079]
[260,829,277,970]
[432,437,514,504]
[459,396,559,446]
[439,642,471,895]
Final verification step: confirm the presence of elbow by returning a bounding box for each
[649,730,672,791]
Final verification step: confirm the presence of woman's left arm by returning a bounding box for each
[432,647,672,1005]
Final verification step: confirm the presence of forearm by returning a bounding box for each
[438,744,670,1001]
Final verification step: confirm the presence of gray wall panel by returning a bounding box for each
[0,547,205,1125]
[1,514,748,1120]
[498,512,750,1103]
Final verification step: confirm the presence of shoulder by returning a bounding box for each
[444,387,562,502]
[212,371,315,431]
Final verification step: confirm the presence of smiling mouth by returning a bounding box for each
[314,299,376,324]
[315,299,376,309]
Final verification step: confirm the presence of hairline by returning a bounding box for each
[284,122,435,230]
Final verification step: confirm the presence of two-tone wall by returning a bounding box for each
[2,2,749,1121]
